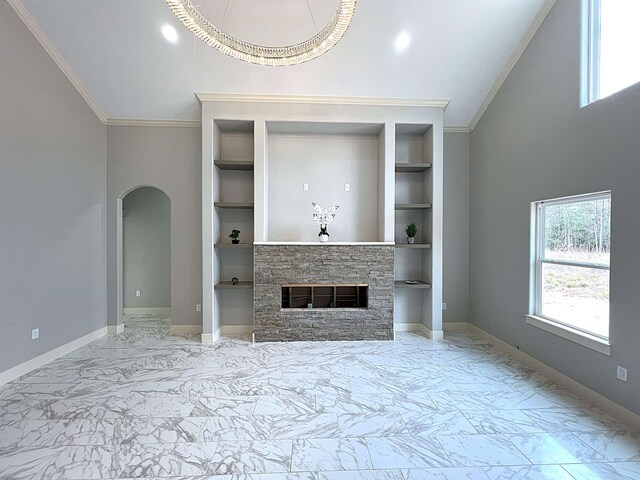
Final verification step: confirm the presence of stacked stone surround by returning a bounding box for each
[254,245,394,342]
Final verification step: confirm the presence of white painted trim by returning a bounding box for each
[0,327,107,386]
[107,324,124,335]
[443,322,470,331]
[201,333,216,345]
[170,324,203,335]
[468,323,640,430]
[525,315,611,356]
[394,322,429,334]
[196,93,450,109]
[221,325,253,335]
[394,323,444,340]
[123,307,171,316]
[469,0,557,130]
[428,329,444,341]
[7,0,108,124]
[443,127,471,134]
[107,119,201,128]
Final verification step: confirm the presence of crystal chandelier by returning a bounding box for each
[165,0,356,66]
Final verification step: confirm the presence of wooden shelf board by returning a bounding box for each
[215,281,253,289]
[395,280,431,289]
[395,203,432,210]
[214,243,253,249]
[395,244,432,249]
[214,202,254,209]
[395,163,432,173]
[214,160,254,171]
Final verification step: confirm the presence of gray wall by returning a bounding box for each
[469,0,640,413]
[0,2,107,372]
[268,134,380,242]
[443,132,469,324]
[107,126,201,327]
[123,187,171,308]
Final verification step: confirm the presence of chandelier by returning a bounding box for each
[165,0,357,66]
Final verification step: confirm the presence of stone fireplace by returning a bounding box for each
[253,244,394,341]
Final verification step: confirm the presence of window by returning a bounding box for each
[582,0,640,105]
[530,192,611,344]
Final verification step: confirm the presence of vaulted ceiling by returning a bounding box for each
[15,0,551,127]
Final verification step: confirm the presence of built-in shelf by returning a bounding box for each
[395,203,432,210]
[214,243,253,249]
[395,244,431,249]
[215,281,254,289]
[214,160,254,171]
[395,280,431,289]
[214,202,254,209]
[395,163,432,173]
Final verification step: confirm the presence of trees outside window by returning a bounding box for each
[533,192,611,339]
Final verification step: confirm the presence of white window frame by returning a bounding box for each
[581,0,601,106]
[527,191,611,355]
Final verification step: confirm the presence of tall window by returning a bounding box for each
[582,0,640,105]
[532,192,611,340]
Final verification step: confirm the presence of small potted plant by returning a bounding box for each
[405,222,417,244]
[229,229,241,244]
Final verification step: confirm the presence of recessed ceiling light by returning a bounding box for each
[161,24,179,44]
[395,32,411,53]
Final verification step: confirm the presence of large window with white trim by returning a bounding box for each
[582,0,640,105]
[533,192,611,340]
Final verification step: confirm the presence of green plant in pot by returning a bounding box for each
[229,229,241,244]
[405,222,418,244]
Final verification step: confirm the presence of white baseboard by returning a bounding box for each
[221,325,253,335]
[394,323,428,334]
[468,323,640,431]
[0,327,107,386]
[443,322,470,331]
[123,307,171,315]
[201,333,215,345]
[107,324,124,335]
[170,324,202,335]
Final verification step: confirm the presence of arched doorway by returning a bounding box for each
[118,186,171,331]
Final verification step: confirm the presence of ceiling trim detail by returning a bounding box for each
[8,0,108,124]
[107,119,201,128]
[196,93,450,109]
[443,126,471,134]
[469,0,557,131]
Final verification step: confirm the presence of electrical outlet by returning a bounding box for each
[196,304,201,312]
[617,365,628,382]
[442,303,447,310]
[136,290,141,297]
[344,183,350,192]
[303,183,309,191]
[31,328,39,340]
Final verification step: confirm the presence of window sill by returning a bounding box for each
[525,315,611,356]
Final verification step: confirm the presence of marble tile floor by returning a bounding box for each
[0,315,638,479]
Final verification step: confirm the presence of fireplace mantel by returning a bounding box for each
[254,242,394,246]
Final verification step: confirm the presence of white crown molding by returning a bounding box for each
[107,119,202,128]
[469,0,557,131]
[443,126,471,134]
[7,0,108,124]
[0,327,107,386]
[196,93,450,109]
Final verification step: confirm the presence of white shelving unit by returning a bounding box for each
[394,124,435,328]
[211,120,255,330]
[200,95,444,342]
